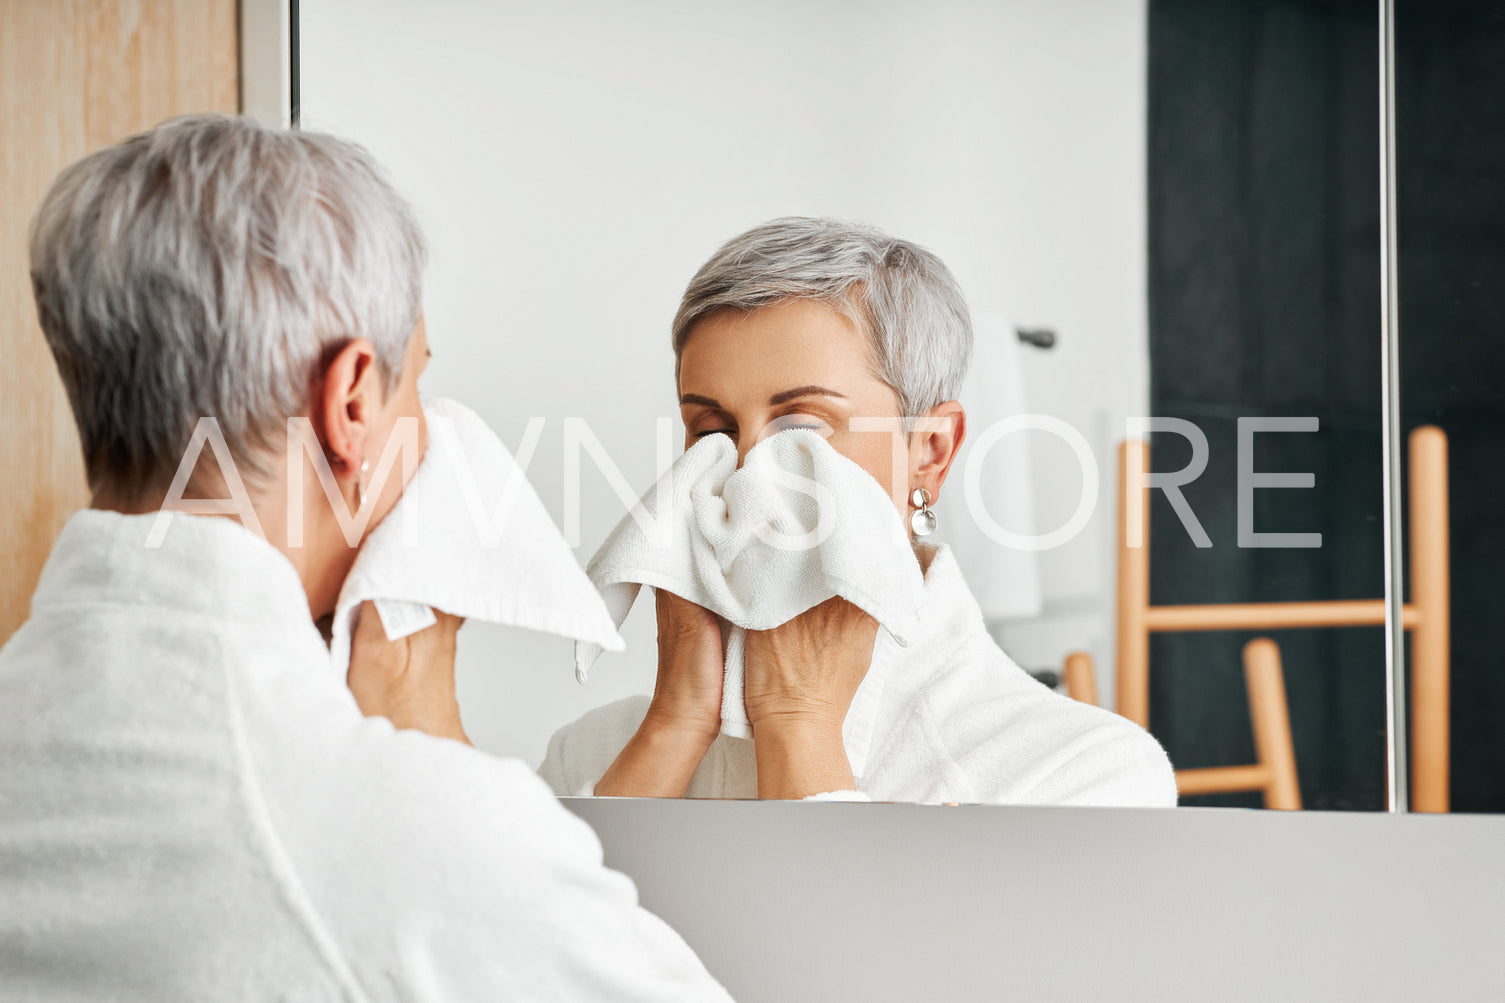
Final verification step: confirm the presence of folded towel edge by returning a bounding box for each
[340,579,625,653]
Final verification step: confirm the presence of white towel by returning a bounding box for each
[933,314,1043,620]
[575,429,926,739]
[330,398,624,675]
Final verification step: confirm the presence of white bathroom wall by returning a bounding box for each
[299,0,1148,767]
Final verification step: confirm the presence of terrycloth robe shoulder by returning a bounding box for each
[0,511,727,1002]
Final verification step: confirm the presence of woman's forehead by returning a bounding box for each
[677,300,883,401]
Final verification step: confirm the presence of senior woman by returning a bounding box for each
[0,115,726,1000]
[541,217,1177,806]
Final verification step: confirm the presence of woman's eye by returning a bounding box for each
[764,414,833,438]
[693,429,735,439]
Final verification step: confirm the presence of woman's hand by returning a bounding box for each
[596,590,724,797]
[644,589,726,739]
[744,597,878,799]
[347,600,470,744]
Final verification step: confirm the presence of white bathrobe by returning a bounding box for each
[541,545,1178,806]
[0,511,728,1002]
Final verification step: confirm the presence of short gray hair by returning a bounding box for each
[29,113,426,494]
[671,217,973,420]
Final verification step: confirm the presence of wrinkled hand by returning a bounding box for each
[347,600,469,744]
[595,590,724,797]
[743,596,878,733]
[742,597,878,799]
[643,589,725,743]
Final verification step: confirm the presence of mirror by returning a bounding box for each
[1144,0,1387,811]
[298,0,1394,808]
[1394,0,1505,813]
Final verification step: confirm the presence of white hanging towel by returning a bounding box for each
[329,398,624,675]
[932,313,1044,620]
[575,429,926,739]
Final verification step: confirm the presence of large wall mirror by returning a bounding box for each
[293,0,1498,812]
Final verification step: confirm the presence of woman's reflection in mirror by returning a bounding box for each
[541,218,1178,806]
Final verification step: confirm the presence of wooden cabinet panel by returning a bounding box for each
[1,0,238,641]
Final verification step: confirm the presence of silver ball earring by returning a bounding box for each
[355,458,370,509]
[910,487,937,537]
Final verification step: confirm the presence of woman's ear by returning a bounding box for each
[909,401,967,505]
[317,338,382,476]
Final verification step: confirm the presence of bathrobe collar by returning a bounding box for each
[31,510,318,636]
[911,544,984,632]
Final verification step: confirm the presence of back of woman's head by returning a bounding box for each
[28,113,426,498]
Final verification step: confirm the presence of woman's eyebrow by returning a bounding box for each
[767,385,847,406]
[678,393,722,408]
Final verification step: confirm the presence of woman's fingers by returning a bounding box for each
[347,600,469,744]
[654,589,716,637]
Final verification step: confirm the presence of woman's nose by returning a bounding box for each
[735,417,765,468]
